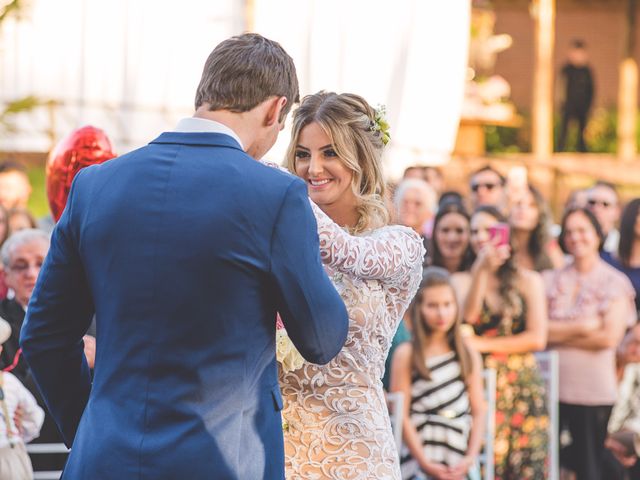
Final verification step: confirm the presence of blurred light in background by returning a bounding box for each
[0,0,471,179]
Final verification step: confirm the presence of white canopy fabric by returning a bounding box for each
[0,0,241,152]
[1,0,470,179]
[252,0,471,178]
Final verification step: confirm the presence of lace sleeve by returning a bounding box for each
[258,159,426,288]
[310,202,425,284]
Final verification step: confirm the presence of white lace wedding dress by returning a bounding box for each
[280,204,425,480]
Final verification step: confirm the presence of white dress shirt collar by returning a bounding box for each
[173,117,244,150]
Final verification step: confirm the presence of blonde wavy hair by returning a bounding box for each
[285,91,389,234]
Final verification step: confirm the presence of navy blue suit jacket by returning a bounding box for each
[21,132,349,479]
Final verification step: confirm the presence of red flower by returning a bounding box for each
[492,353,509,362]
[511,412,524,427]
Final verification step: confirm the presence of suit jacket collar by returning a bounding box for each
[173,118,244,149]
[149,132,244,151]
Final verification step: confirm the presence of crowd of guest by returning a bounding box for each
[0,160,80,478]
[0,149,638,480]
[387,164,640,480]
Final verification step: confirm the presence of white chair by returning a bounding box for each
[534,350,559,480]
[478,368,496,480]
[386,391,404,451]
[26,442,69,480]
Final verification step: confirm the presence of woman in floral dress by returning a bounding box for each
[453,205,549,479]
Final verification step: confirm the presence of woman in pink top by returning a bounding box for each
[544,207,635,480]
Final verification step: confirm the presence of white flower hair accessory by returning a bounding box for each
[369,105,391,146]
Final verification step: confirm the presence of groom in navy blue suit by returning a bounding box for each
[21,33,349,479]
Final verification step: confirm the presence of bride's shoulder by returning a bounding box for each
[368,223,420,240]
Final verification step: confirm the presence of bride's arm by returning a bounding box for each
[259,159,425,283]
[310,201,425,284]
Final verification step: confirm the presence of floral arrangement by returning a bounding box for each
[276,314,304,373]
[370,105,391,146]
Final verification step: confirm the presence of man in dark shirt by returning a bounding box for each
[558,39,595,152]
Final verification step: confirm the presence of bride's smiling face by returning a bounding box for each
[294,122,357,210]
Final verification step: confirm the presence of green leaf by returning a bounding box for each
[2,95,42,115]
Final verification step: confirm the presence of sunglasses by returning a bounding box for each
[587,199,614,208]
[471,182,500,193]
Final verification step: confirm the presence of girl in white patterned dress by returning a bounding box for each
[279,92,424,479]
[391,267,485,480]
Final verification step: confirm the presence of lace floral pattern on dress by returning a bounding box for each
[280,204,425,480]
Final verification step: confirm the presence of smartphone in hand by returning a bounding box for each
[488,223,510,247]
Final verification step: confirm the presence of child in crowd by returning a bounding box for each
[391,267,485,480]
[0,317,44,479]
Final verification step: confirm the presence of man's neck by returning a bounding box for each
[193,107,256,154]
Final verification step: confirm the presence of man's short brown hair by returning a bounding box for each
[194,33,299,118]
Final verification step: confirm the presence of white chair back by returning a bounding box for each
[27,442,69,480]
[479,368,496,480]
[386,391,404,451]
[534,350,559,480]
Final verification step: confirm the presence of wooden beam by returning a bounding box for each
[531,0,556,158]
[244,0,255,32]
[618,58,638,160]
[617,0,637,160]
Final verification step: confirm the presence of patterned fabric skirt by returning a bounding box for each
[486,352,549,480]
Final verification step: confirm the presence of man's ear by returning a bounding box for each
[264,96,288,127]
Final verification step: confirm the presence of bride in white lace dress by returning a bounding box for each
[280,92,425,479]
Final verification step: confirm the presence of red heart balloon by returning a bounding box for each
[46,126,116,221]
